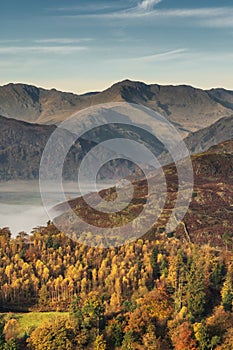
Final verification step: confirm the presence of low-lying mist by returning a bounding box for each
[0,180,113,236]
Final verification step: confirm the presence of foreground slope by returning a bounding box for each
[55,139,233,249]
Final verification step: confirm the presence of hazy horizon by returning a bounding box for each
[0,78,232,96]
[1,0,233,94]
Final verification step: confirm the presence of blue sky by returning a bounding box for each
[0,0,233,93]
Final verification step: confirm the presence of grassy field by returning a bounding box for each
[0,311,69,337]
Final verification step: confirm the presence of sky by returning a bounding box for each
[0,0,233,94]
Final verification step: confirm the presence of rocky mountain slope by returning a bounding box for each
[183,115,233,154]
[1,80,233,134]
[0,115,95,181]
[0,116,146,181]
[1,105,233,181]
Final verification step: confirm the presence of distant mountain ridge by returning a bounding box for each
[0,115,145,181]
[0,115,126,181]
[1,80,233,135]
[1,109,233,181]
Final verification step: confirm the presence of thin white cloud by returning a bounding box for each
[109,48,188,63]
[137,0,162,12]
[60,3,233,27]
[0,46,88,55]
[131,49,188,62]
[51,1,136,13]
[61,0,163,19]
[201,15,233,28]
[155,7,233,19]
[34,38,92,44]
[55,3,118,12]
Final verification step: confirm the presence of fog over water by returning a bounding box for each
[0,181,111,236]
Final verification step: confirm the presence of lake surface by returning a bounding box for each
[0,181,110,235]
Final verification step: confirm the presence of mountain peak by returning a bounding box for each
[3,82,42,91]
[0,80,233,133]
[109,79,149,89]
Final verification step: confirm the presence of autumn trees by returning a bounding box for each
[0,224,233,349]
[27,318,76,350]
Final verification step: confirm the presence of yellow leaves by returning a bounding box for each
[139,286,173,321]
[92,268,97,282]
[27,317,73,350]
[22,262,30,273]
[81,277,88,293]
[11,278,21,289]
[167,256,179,289]
[35,260,44,273]
[157,253,163,263]
[109,292,122,311]
[5,264,13,283]
[193,322,202,341]
[177,306,188,320]
[42,267,50,282]
[94,334,107,350]
[221,276,233,299]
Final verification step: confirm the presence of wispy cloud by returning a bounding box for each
[131,49,188,62]
[51,1,138,14]
[110,48,188,63]
[0,46,88,55]
[54,3,119,12]
[137,0,162,12]
[60,0,163,19]
[200,14,233,28]
[34,38,92,44]
[58,2,233,28]
[154,7,233,19]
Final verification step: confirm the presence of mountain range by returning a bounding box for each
[0,79,233,181]
[1,80,233,135]
[0,79,233,248]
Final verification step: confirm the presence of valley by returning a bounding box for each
[0,80,233,350]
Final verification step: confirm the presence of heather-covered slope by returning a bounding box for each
[55,139,233,249]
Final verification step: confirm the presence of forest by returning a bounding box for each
[0,224,232,349]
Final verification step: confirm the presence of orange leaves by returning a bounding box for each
[171,321,198,350]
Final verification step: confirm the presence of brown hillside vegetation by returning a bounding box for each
[54,139,233,250]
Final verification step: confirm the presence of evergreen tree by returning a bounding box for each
[187,260,206,320]
[0,319,6,348]
[150,246,160,280]
[122,331,136,350]
[3,338,18,350]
